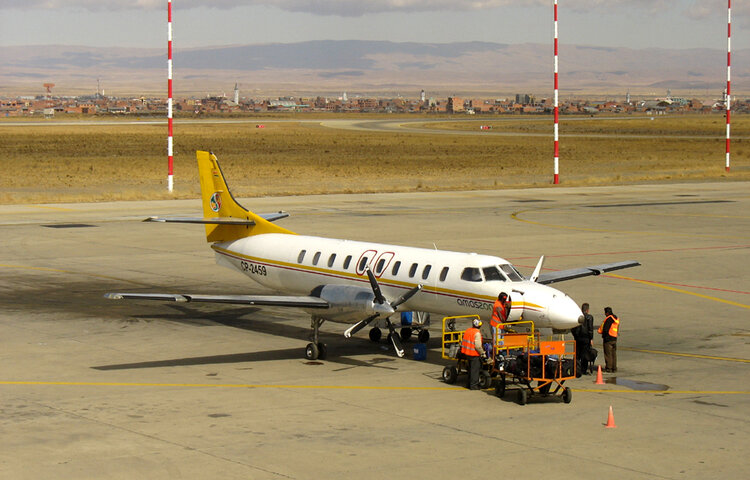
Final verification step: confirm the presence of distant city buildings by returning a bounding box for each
[0,89,744,117]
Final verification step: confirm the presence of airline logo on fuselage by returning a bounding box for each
[456,298,491,311]
[210,192,222,212]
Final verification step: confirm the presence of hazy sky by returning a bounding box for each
[0,1,746,50]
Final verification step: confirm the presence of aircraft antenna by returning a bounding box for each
[167,0,174,192]
[553,0,560,184]
[726,0,731,172]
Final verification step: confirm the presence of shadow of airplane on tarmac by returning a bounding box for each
[93,303,448,371]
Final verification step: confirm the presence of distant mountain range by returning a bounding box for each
[1,41,746,98]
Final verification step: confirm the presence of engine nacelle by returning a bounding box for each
[309,284,393,322]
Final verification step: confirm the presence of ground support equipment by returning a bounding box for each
[492,321,576,405]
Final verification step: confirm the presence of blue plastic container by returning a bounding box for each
[412,343,427,361]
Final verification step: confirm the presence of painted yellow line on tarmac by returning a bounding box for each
[619,346,750,363]
[0,380,460,391]
[608,273,750,310]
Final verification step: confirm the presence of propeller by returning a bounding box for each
[343,267,423,357]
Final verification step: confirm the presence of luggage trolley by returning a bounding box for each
[440,315,492,389]
[492,321,576,405]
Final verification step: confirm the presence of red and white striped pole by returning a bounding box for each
[167,0,174,192]
[726,0,731,172]
[553,0,560,184]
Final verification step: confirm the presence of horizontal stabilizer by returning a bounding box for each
[145,212,289,225]
[535,260,641,285]
[104,292,329,309]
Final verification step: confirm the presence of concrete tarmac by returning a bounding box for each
[1,182,749,479]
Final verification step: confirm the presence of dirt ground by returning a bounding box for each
[0,114,748,204]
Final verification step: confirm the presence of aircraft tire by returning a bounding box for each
[417,330,430,344]
[369,327,382,342]
[317,343,328,360]
[517,388,528,406]
[400,327,412,343]
[305,342,319,361]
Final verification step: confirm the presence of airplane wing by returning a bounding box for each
[535,260,640,285]
[104,292,329,309]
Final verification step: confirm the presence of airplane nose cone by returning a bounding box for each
[548,295,583,330]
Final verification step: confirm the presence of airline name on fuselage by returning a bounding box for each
[456,297,491,310]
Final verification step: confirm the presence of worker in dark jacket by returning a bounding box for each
[571,302,594,374]
[598,307,620,372]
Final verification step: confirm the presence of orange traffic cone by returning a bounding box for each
[605,405,617,428]
[595,365,605,385]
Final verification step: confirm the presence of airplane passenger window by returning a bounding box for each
[483,266,505,282]
[391,261,401,276]
[297,250,306,263]
[422,265,432,280]
[375,258,386,274]
[328,253,336,268]
[499,264,524,281]
[439,267,449,282]
[460,267,482,282]
[343,255,352,270]
[358,256,369,271]
[312,252,321,265]
[409,263,418,278]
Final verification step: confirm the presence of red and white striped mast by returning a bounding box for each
[726,0,731,172]
[167,0,174,191]
[553,0,560,184]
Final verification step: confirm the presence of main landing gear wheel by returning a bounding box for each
[400,327,412,343]
[417,330,430,344]
[479,371,492,390]
[495,376,506,398]
[442,366,458,384]
[562,387,572,404]
[517,388,528,406]
[305,342,319,361]
[317,342,328,360]
[369,327,382,342]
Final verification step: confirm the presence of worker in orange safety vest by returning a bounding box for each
[598,306,620,372]
[490,292,511,345]
[461,318,488,390]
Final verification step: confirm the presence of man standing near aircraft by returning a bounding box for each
[598,307,620,372]
[461,318,487,390]
[490,292,511,344]
[572,302,594,374]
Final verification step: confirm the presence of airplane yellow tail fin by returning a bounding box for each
[197,150,295,242]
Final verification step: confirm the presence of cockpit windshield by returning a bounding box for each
[499,264,524,282]
[482,266,505,282]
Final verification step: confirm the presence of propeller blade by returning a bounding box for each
[365,267,387,305]
[529,255,545,282]
[385,318,404,357]
[390,284,423,310]
[344,313,379,338]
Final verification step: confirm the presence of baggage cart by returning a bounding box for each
[492,321,576,405]
[440,315,492,389]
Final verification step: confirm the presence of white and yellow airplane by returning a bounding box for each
[106,151,639,360]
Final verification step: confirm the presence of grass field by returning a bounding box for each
[0,114,747,204]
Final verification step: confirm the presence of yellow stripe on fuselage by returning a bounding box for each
[212,245,543,312]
